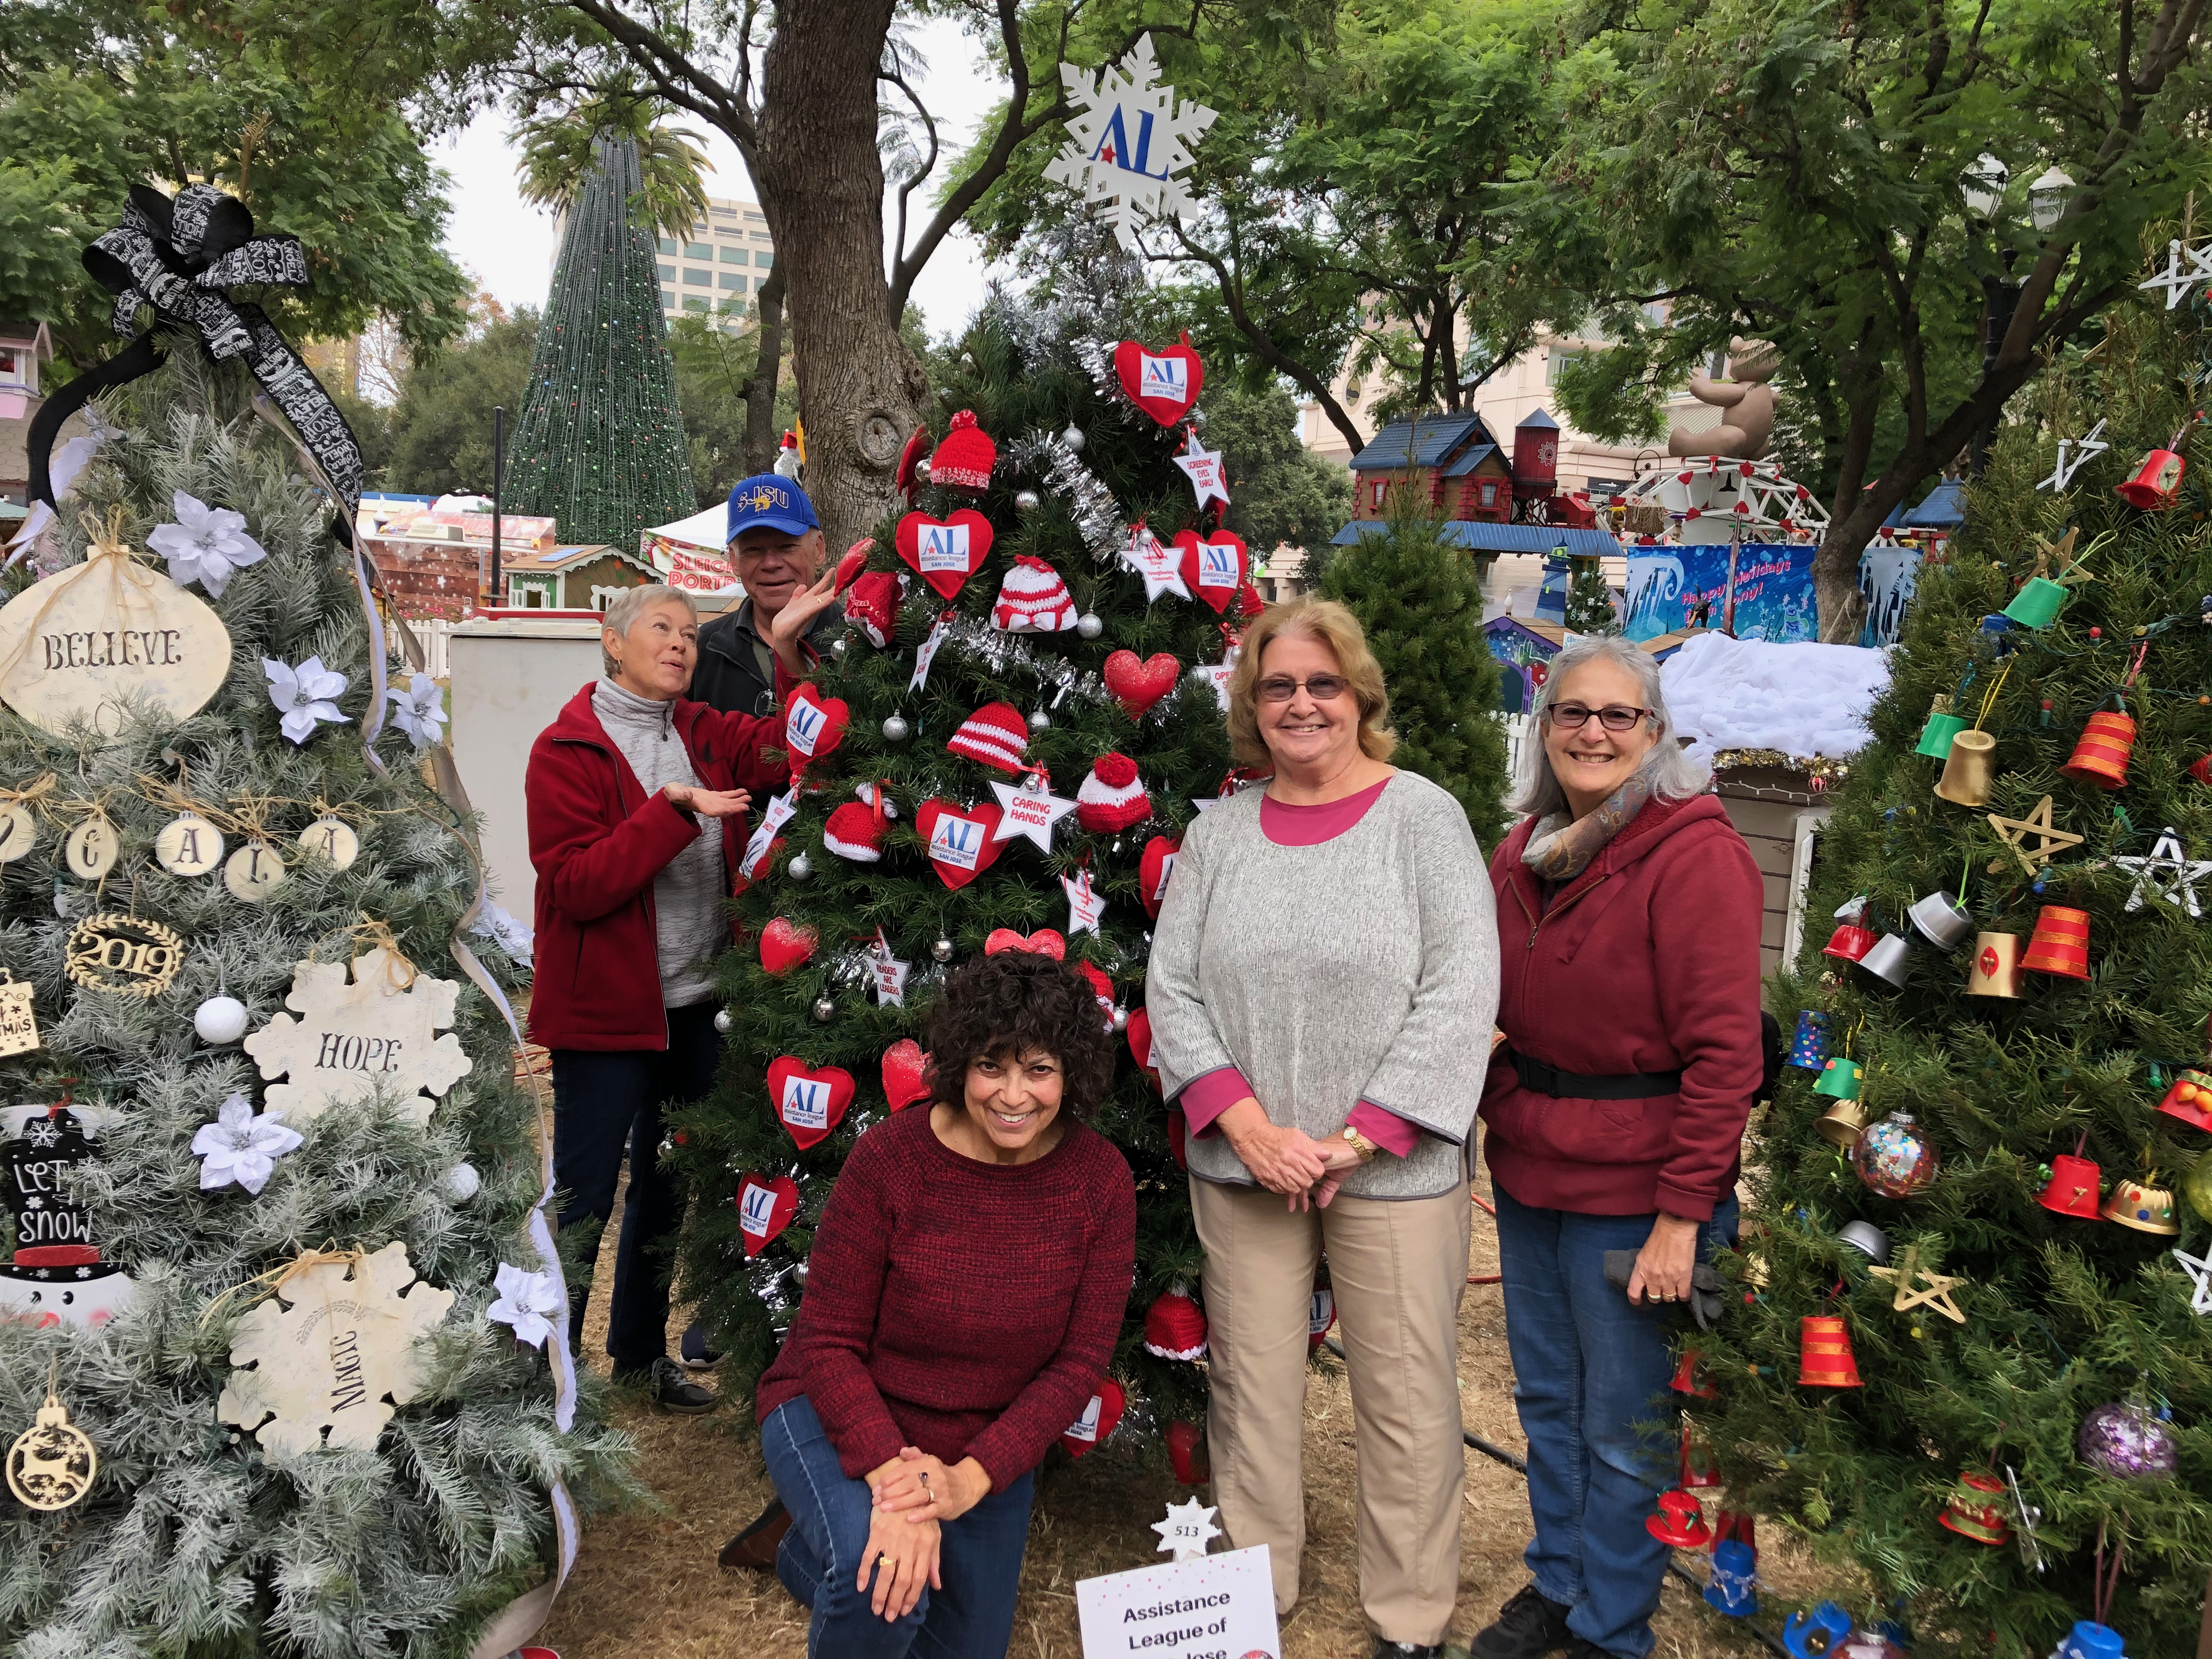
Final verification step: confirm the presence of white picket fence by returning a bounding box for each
[388,617,456,680]
[1496,712,1536,783]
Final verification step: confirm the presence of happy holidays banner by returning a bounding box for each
[1624,541,1819,644]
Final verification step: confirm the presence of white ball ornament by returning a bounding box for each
[882,713,911,743]
[1075,612,1104,640]
[1061,425,1086,453]
[193,995,250,1046]
[714,1008,733,1034]
[1014,489,1042,512]
[1028,707,1052,733]
[787,851,813,882]
[442,1162,481,1203]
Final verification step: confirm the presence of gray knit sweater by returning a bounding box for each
[591,679,725,1008]
[1146,772,1500,1199]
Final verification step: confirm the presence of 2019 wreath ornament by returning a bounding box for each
[63,911,185,997]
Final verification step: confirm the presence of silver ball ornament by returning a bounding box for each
[1075,612,1103,640]
[1187,662,1214,685]
[882,713,911,743]
[1028,708,1052,733]
[932,936,955,962]
[793,1259,810,1284]
[1190,407,1206,429]
[830,636,848,658]
[787,851,813,882]
[442,1162,482,1203]
[811,995,836,1023]
[193,995,249,1046]
[1060,424,1086,453]
[714,1008,733,1034]
[1014,489,1041,511]
[1111,1004,1130,1032]
[913,456,932,483]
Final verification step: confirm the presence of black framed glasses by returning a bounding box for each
[1545,702,1651,732]
[1257,674,1350,703]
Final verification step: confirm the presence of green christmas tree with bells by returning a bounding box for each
[504,130,697,548]
[1680,275,2212,1656]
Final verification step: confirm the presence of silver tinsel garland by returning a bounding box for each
[938,612,1106,709]
[1004,430,1124,563]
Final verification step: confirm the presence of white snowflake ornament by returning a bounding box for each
[487,1261,565,1348]
[191,1092,303,1196]
[264,656,349,744]
[241,946,472,1127]
[387,672,448,750]
[148,490,268,597]
[1043,33,1218,252]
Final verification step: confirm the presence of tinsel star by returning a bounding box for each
[386,672,448,751]
[1152,1496,1222,1561]
[2112,826,2212,917]
[487,1261,565,1348]
[1172,429,1231,510]
[147,489,268,597]
[263,656,351,744]
[191,1092,303,1197]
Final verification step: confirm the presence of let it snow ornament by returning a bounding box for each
[216,1241,455,1455]
[241,941,471,1127]
[1,1106,138,1329]
[1044,33,1218,252]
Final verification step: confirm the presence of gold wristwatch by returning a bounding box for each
[1341,1125,1377,1163]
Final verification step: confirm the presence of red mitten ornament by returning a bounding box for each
[1076,753,1151,832]
[1060,1378,1126,1457]
[1144,1284,1209,1361]
[984,928,1067,960]
[927,410,997,493]
[1234,579,1265,620]
[735,1173,799,1256]
[947,702,1031,773]
[915,797,1007,889]
[1114,332,1204,426]
[1104,650,1180,718]
[759,917,818,974]
[1173,528,1249,615]
[845,570,907,648]
[1139,834,1182,920]
[990,556,1077,633]
[895,425,929,503]
[767,1057,855,1150]
[895,510,992,599]
[1165,1419,1210,1485]
[833,539,873,594]
[881,1039,931,1113]
[1076,960,1116,1029]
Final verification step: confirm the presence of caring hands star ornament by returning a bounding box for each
[2112,826,2212,918]
[1153,1496,1222,1561]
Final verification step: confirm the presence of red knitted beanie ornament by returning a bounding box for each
[845,569,905,648]
[1076,752,1152,832]
[1144,1285,1209,1361]
[927,410,997,493]
[946,701,1031,774]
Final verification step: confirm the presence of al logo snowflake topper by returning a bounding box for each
[1043,33,1218,252]
[242,945,472,1127]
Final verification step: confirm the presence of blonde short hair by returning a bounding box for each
[1226,597,1398,769]
[600,584,698,676]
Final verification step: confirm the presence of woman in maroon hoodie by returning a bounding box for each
[1469,636,1763,1659]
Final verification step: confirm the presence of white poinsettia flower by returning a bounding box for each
[263,656,350,744]
[147,489,268,598]
[487,1261,565,1350]
[387,672,448,750]
[190,1093,303,1197]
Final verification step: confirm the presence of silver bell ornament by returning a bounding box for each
[442,1162,482,1203]
[1111,1004,1130,1032]
[1075,612,1104,640]
[1028,708,1052,733]
[1060,424,1086,453]
[193,995,250,1046]
[714,1008,733,1034]
[811,994,836,1023]
[882,713,911,743]
[932,936,955,962]
[1014,489,1041,511]
[787,851,813,882]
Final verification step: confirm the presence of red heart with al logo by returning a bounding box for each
[895,510,994,600]
[1173,528,1249,615]
[1126,1007,1159,1087]
[768,1057,856,1150]
[1113,333,1205,427]
[759,917,817,975]
[1060,1377,1126,1457]
[1139,834,1181,920]
[985,928,1066,960]
[734,1172,799,1256]
[1104,650,1180,719]
[881,1039,932,1113]
[781,684,850,770]
[913,798,1006,890]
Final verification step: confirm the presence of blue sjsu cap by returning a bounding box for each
[725,475,819,544]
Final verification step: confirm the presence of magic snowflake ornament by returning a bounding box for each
[1043,33,1217,252]
[241,945,472,1127]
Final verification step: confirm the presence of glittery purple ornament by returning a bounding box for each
[1852,1110,1940,1198]
[2077,1400,2178,1479]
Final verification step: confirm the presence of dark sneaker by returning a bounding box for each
[1470,1584,1572,1658]
[719,1497,792,1569]
[680,1321,722,1370]
[630,1355,715,1415]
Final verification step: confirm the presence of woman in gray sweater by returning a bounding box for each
[1147,597,1500,1659]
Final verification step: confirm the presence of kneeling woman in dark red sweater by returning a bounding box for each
[750,950,1135,1657]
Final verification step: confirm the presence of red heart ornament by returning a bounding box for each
[914,798,1007,890]
[782,684,850,770]
[1104,650,1180,719]
[881,1039,932,1113]
[760,917,818,975]
[894,509,993,600]
[984,928,1067,960]
[735,1172,799,1256]
[767,1057,856,1150]
[1113,333,1205,427]
[1126,1006,1159,1087]
[1139,834,1181,920]
[1060,1378,1126,1457]
[1173,527,1250,614]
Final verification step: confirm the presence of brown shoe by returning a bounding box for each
[718,1498,792,1570]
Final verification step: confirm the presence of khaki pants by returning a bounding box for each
[1190,1173,1472,1646]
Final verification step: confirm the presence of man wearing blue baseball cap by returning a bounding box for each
[691,474,844,718]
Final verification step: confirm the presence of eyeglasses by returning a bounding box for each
[1545,702,1651,732]
[1257,674,1349,703]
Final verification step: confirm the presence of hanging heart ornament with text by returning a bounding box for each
[915,798,1007,890]
[1113,333,1205,427]
[984,928,1068,960]
[735,1172,800,1256]
[1173,528,1250,615]
[766,1057,856,1150]
[781,683,850,772]
[894,510,994,600]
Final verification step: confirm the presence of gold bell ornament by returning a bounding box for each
[1933,729,1997,807]
[2101,1174,2180,1235]
[1965,932,2022,997]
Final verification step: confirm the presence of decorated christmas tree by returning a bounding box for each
[0,186,627,1655]
[504,131,697,546]
[1687,268,2212,1655]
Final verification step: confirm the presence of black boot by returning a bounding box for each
[618,1355,716,1415]
[1469,1583,1571,1658]
[719,1498,792,1569]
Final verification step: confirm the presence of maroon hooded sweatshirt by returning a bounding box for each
[1479,792,1764,1221]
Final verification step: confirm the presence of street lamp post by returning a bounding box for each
[1965,160,2072,477]
[489,405,505,609]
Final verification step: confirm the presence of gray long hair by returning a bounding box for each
[1510,635,1712,820]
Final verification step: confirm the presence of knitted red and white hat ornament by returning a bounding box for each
[1076,752,1151,832]
[822,793,887,862]
[990,555,1077,633]
[946,701,1030,773]
[844,569,906,648]
[1143,1285,1209,1361]
[927,410,997,493]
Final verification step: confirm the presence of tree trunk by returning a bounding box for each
[755,0,929,550]
[742,262,787,477]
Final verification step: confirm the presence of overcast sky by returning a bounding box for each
[432,16,1008,337]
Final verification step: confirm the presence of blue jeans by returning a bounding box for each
[1492,1187,1740,1659]
[762,1397,1034,1658]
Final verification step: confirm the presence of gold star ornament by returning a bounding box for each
[1987,795,2085,877]
[1868,1244,1966,1324]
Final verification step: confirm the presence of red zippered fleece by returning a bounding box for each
[525,681,792,1052]
[1479,792,1764,1221]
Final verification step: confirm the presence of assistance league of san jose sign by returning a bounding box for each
[1076,1545,1279,1658]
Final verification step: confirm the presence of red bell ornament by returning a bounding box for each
[1680,1423,1723,1489]
[1822,924,1877,963]
[2115,447,2185,510]
[1936,1470,2012,1545]
[1645,1489,1713,1548]
[2058,712,2135,788]
[2038,1153,2104,1219]
[1166,1420,1211,1485]
[1143,1284,1209,1361]
[1798,1316,1863,1387]
[1671,1350,1719,1400]
[2022,905,2092,979]
[2157,1069,2212,1132]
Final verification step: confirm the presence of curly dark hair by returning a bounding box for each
[925,951,1118,1121]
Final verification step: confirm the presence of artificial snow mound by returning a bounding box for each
[1660,631,1888,760]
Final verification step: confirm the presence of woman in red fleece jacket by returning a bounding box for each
[1468,636,1763,1659]
[742,951,1135,1658]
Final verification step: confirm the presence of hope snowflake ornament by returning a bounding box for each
[217,1241,455,1455]
[241,946,472,1127]
[1043,32,1218,252]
